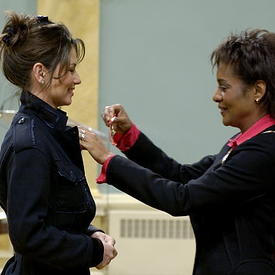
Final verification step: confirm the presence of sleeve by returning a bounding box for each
[124,132,216,183]
[7,148,103,269]
[96,124,139,183]
[106,142,274,216]
[113,124,140,151]
[96,154,115,184]
[97,130,215,184]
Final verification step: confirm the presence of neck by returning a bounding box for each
[240,111,267,133]
[29,85,57,110]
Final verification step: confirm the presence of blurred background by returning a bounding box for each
[1,0,275,274]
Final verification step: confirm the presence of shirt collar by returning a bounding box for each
[227,114,275,148]
[19,90,68,132]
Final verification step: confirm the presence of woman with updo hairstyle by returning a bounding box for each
[79,29,275,274]
[0,12,117,275]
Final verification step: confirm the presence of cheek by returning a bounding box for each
[62,75,73,86]
[224,92,244,109]
[59,84,69,94]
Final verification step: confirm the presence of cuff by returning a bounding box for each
[96,154,115,184]
[88,237,104,267]
[86,225,104,236]
[113,124,140,152]
[96,125,140,184]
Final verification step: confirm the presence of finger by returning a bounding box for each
[101,112,110,127]
[105,106,115,119]
[113,248,118,258]
[112,238,116,246]
[110,116,117,123]
[78,128,87,141]
[85,131,98,141]
[105,237,116,246]
[96,263,104,270]
[101,107,110,122]
[101,108,111,120]
[79,141,86,149]
[112,104,123,115]
[79,132,86,141]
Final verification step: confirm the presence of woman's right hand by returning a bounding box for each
[102,104,132,134]
[79,127,112,164]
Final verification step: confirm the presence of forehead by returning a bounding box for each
[216,63,236,79]
[69,47,77,63]
[216,63,246,85]
[216,63,249,91]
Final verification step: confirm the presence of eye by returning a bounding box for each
[68,64,76,73]
[218,85,228,92]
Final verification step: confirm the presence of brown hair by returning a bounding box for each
[0,12,85,90]
[211,29,275,117]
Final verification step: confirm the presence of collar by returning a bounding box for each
[227,114,275,148]
[19,91,68,132]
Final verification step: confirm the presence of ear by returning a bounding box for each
[254,80,266,102]
[32,63,48,85]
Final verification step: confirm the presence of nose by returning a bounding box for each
[74,71,81,85]
[212,89,222,103]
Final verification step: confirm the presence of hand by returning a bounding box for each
[102,104,132,134]
[79,127,112,164]
[91,232,118,269]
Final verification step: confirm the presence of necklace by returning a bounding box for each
[221,148,233,164]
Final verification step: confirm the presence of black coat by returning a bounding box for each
[0,91,103,275]
[105,130,275,275]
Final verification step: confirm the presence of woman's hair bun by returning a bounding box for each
[1,12,32,48]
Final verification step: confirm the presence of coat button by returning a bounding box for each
[18,117,25,124]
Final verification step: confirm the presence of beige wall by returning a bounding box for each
[37,0,100,194]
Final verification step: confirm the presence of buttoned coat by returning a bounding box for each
[0,91,103,275]
[105,130,275,275]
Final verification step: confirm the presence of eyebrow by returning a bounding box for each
[217,78,227,84]
[217,79,231,87]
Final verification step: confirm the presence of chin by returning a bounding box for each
[222,118,230,127]
[223,120,239,129]
[64,97,73,106]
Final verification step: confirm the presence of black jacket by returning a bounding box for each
[106,130,275,275]
[0,91,103,275]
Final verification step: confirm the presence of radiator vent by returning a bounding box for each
[120,218,194,239]
[108,208,195,275]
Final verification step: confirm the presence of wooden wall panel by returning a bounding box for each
[37,0,100,193]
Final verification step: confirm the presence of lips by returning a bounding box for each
[68,87,75,94]
[218,106,227,115]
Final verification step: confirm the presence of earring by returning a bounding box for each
[40,79,45,85]
[255,98,260,104]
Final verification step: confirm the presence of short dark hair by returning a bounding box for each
[0,12,85,90]
[211,29,275,117]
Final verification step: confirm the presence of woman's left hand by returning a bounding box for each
[91,231,116,246]
[79,127,112,164]
[91,231,118,269]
